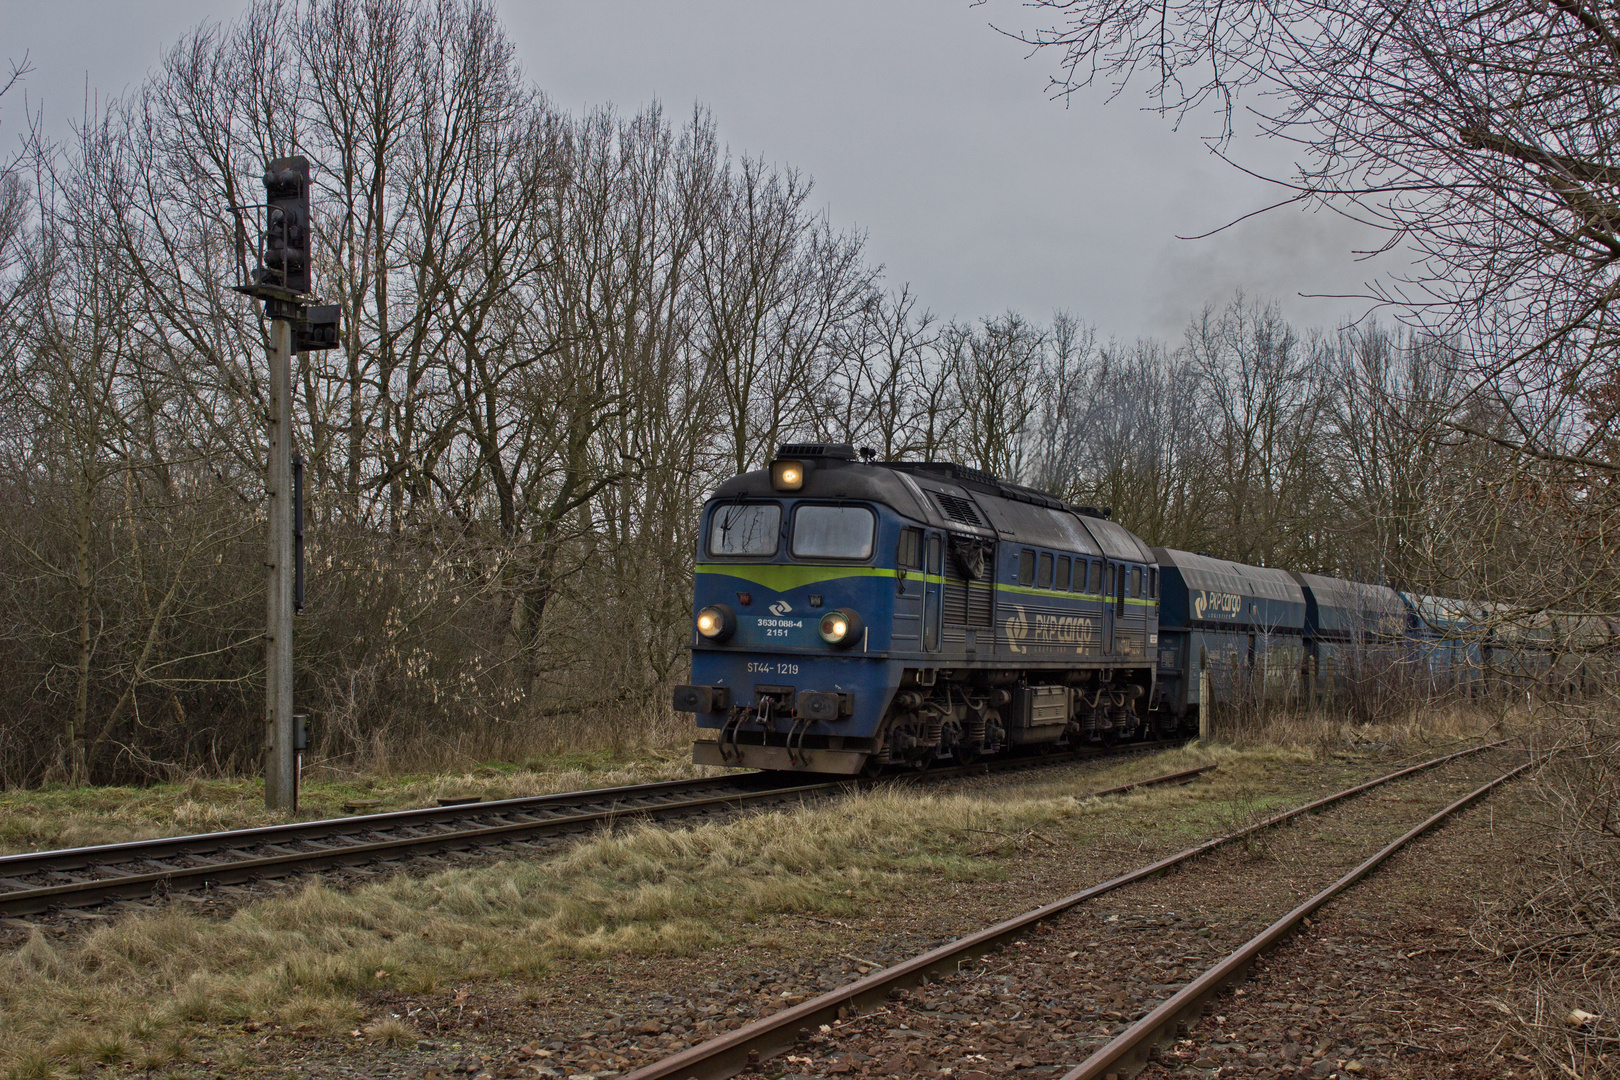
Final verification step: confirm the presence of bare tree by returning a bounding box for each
[0,53,30,336]
[1183,294,1328,566]
[1010,0,1620,474]
[19,0,1605,787]
[811,286,950,458]
[1037,334,1213,549]
[951,312,1048,478]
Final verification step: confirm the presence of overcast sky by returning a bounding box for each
[2,0,1404,342]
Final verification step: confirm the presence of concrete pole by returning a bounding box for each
[1198,646,1209,742]
[1307,655,1317,717]
[264,315,296,811]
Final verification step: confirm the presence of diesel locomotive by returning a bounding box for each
[672,444,1179,774]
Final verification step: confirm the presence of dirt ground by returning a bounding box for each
[733,753,1545,1080]
[1,738,1570,1080]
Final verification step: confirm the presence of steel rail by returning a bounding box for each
[1068,763,1214,798]
[0,779,845,916]
[0,738,1188,878]
[1060,757,1536,1080]
[617,739,1510,1080]
[0,738,1192,917]
[0,774,776,876]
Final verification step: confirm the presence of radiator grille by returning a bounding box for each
[942,578,994,627]
[932,492,984,527]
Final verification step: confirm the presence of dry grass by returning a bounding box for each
[1471,695,1620,1078]
[0,707,1506,1078]
[361,1018,416,1047]
[0,741,1292,1076]
[0,750,719,856]
[1,699,1508,859]
[1209,693,1518,753]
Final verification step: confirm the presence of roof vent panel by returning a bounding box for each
[776,443,857,460]
[932,491,985,527]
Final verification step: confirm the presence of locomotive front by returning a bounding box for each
[674,444,906,773]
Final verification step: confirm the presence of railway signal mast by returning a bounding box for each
[234,157,340,811]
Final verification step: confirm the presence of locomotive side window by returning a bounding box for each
[927,535,942,575]
[1132,566,1142,598]
[897,527,923,570]
[1149,568,1158,598]
[708,502,781,557]
[791,505,876,560]
[1056,556,1071,591]
[1037,552,1053,589]
[1018,549,1035,586]
[1088,560,1102,594]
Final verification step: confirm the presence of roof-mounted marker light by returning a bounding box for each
[771,460,805,491]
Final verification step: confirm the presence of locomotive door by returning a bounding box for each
[924,533,943,652]
[1103,561,1117,655]
[1111,562,1128,655]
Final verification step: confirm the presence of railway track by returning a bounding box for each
[1059,759,1530,1080]
[0,739,1192,918]
[615,739,1524,1080]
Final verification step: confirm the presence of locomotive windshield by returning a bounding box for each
[791,505,876,560]
[708,502,781,556]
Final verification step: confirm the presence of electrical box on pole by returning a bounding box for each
[295,305,341,351]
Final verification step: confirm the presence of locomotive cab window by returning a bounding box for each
[708,502,781,557]
[897,527,923,570]
[1056,556,1071,591]
[791,505,876,560]
[1018,549,1036,586]
[1149,568,1158,599]
[1037,552,1053,589]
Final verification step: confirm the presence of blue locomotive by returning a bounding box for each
[672,444,1176,773]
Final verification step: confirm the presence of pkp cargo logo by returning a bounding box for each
[1193,590,1242,620]
[1004,605,1029,653]
[768,600,793,616]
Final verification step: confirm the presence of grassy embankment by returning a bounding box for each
[0,750,720,856]
[0,706,1511,1079]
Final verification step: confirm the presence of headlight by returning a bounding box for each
[819,608,863,647]
[771,459,805,491]
[696,604,736,642]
